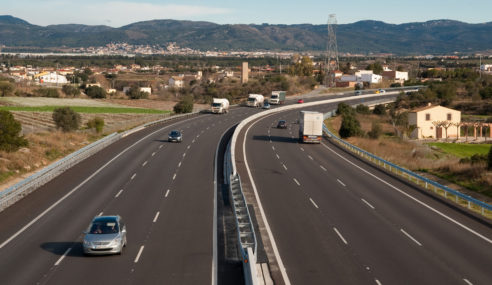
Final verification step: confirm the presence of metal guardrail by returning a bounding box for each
[0,132,121,212]
[224,141,258,285]
[0,110,203,213]
[322,122,492,218]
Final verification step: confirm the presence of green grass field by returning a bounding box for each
[0,106,169,114]
[427,142,492,158]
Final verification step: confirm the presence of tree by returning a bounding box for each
[0,81,14,97]
[355,104,370,114]
[373,104,386,115]
[127,86,149,99]
[0,110,28,152]
[339,114,363,138]
[366,62,383,75]
[488,146,492,170]
[52,107,81,132]
[337,102,355,117]
[87,117,104,133]
[62,85,81,97]
[367,122,383,139]
[86,86,106,99]
[289,56,314,76]
[34,88,59,98]
[173,96,194,114]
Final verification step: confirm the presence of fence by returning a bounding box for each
[322,123,492,219]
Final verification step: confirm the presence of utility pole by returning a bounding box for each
[325,14,339,87]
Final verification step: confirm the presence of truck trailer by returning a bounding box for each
[211,98,229,114]
[246,94,264,107]
[299,111,323,143]
[270,91,286,105]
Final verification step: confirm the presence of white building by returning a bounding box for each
[35,72,68,84]
[139,87,151,95]
[481,64,492,72]
[338,70,382,84]
[383,71,409,83]
[169,76,184,88]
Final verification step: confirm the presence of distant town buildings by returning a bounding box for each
[34,72,68,84]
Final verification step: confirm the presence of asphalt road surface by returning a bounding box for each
[237,101,492,285]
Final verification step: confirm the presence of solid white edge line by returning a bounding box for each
[400,229,423,246]
[309,198,319,209]
[0,116,198,250]
[243,114,291,285]
[337,179,346,187]
[153,211,160,223]
[333,227,348,245]
[134,245,144,263]
[54,247,72,266]
[293,178,300,186]
[463,278,473,285]
[321,142,492,245]
[115,189,123,198]
[361,198,376,210]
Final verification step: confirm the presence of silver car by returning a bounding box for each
[83,215,127,255]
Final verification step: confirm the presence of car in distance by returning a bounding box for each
[354,90,362,95]
[262,101,271,109]
[377,89,386,94]
[297,99,304,104]
[83,215,127,255]
[277,120,287,129]
[168,130,182,142]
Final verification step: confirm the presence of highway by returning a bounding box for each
[0,107,260,284]
[236,101,492,284]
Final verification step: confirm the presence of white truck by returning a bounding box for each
[246,94,264,108]
[299,111,323,143]
[211,98,229,114]
[270,91,286,105]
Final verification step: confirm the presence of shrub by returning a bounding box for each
[339,114,363,138]
[488,147,492,170]
[0,110,28,152]
[173,97,194,114]
[367,122,383,139]
[86,86,106,99]
[127,86,149,99]
[355,104,370,114]
[337,102,355,117]
[373,104,386,115]
[62,84,81,97]
[0,81,14,97]
[52,107,81,132]
[87,117,105,133]
[34,88,59,98]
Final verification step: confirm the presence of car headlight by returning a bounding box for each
[83,240,91,247]
[109,238,122,247]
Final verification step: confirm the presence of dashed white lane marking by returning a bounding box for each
[300,147,304,151]
[142,161,148,167]
[187,145,190,149]
[375,279,382,285]
[152,152,156,156]
[282,164,288,170]
[192,139,196,143]
[334,227,348,245]
[173,174,177,180]
[54,247,72,266]
[98,212,103,216]
[159,145,163,149]
[293,178,300,186]
[115,189,123,198]
[272,146,275,151]
[361,199,376,210]
[463,279,473,285]
[153,212,160,223]
[320,165,327,171]
[131,173,136,180]
[337,179,346,187]
[276,154,280,159]
[309,198,319,209]
[308,155,313,160]
[134,246,145,263]
[269,140,272,143]
[400,229,422,246]
[183,153,186,157]
[165,189,170,198]
[178,162,182,168]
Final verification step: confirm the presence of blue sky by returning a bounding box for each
[3,0,491,27]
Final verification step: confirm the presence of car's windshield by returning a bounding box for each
[212,103,221,107]
[90,220,119,234]
[170,131,180,136]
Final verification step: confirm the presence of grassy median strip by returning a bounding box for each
[0,106,169,114]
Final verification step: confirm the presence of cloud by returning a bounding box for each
[8,1,231,27]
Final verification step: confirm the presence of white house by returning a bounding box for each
[383,70,409,83]
[139,87,151,95]
[481,64,492,72]
[338,70,382,84]
[408,104,461,139]
[169,76,184,88]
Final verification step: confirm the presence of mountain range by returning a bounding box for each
[0,15,491,55]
